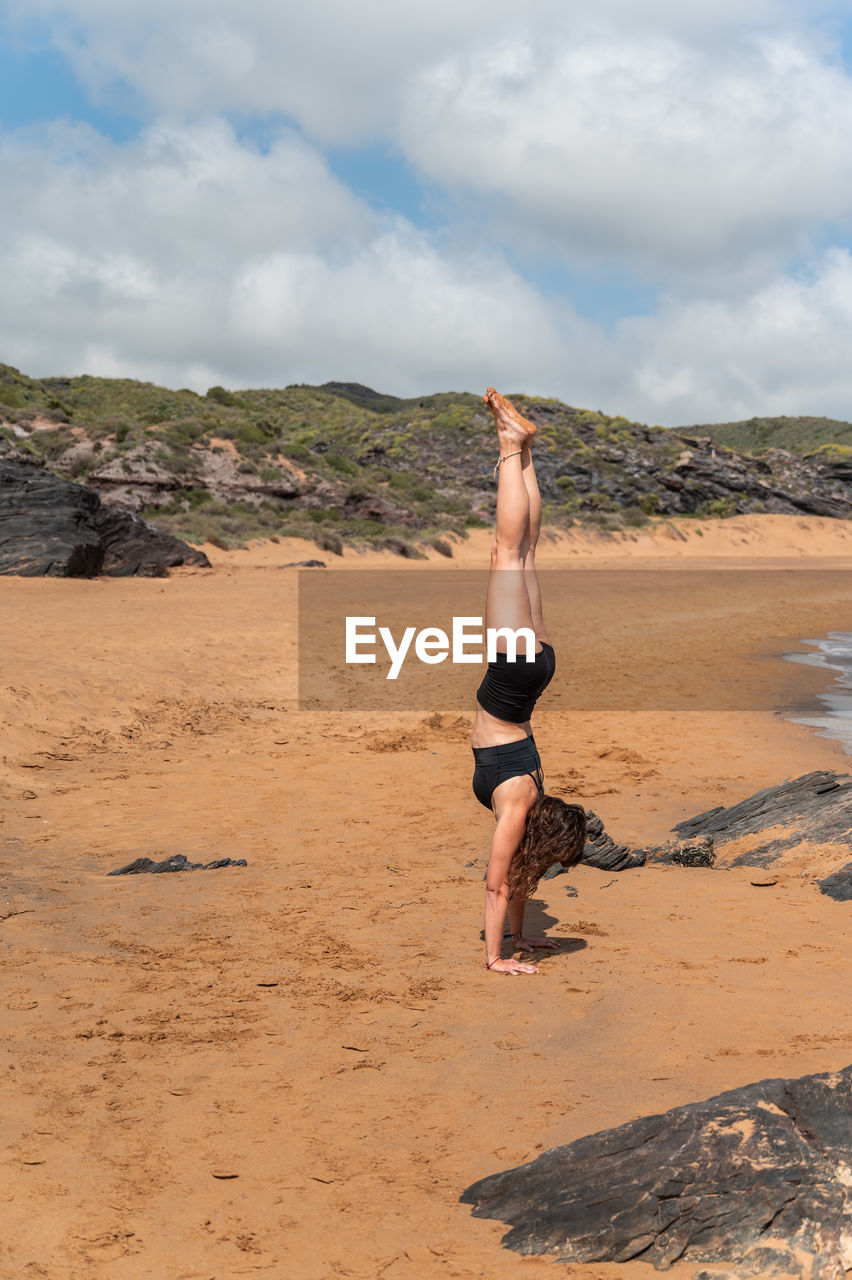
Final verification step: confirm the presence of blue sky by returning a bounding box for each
[4,1,852,425]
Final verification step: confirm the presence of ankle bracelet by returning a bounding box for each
[493,450,522,479]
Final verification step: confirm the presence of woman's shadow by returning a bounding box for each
[480,900,588,957]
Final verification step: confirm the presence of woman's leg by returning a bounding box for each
[483,389,536,644]
[520,442,550,644]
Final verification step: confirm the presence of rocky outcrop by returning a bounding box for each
[672,771,852,867]
[569,773,852,894]
[83,440,304,512]
[0,458,209,577]
[461,1064,852,1278]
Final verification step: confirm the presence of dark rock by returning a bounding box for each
[461,1063,852,1277]
[0,458,209,577]
[818,863,852,901]
[94,504,209,576]
[278,559,326,568]
[0,456,102,576]
[672,771,852,866]
[108,854,246,875]
[581,809,645,871]
[587,774,852,891]
[341,490,410,525]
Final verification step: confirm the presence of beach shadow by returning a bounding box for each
[524,901,589,955]
[480,900,589,957]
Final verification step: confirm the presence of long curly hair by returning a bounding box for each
[508,795,586,900]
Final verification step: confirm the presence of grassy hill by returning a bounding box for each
[677,413,852,458]
[2,363,851,552]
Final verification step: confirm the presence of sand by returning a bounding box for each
[2,514,852,1280]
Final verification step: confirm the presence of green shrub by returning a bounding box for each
[225,421,271,446]
[555,475,575,491]
[32,430,70,460]
[163,419,206,445]
[813,443,852,461]
[695,496,737,518]
[326,453,357,475]
[639,493,662,515]
[206,385,236,406]
[384,536,423,559]
[582,491,614,510]
[284,445,311,463]
[314,531,344,555]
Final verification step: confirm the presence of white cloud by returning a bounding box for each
[5,5,852,424]
[8,116,852,427]
[399,29,852,280]
[8,0,852,282]
[3,0,827,143]
[602,249,852,424]
[0,118,568,395]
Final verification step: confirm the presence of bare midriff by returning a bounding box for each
[470,701,534,749]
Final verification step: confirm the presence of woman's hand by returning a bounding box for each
[486,957,539,975]
[515,935,559,950]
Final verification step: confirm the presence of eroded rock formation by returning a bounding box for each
[461,1064,852,1278]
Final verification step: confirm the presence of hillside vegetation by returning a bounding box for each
[679,414,852,457]
[2,363,851,553]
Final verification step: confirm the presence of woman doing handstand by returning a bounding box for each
[472,388,586,975]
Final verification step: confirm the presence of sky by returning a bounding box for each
[4,2,852,425]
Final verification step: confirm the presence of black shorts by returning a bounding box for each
[471,735,543,811]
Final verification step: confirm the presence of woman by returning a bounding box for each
[472,388,586,975]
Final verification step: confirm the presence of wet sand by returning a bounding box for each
[2,515,852,1280]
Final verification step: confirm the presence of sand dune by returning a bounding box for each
[1,515,851,1279]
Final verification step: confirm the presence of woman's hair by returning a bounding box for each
[508,795,586,900]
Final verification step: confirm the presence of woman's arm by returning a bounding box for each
[484,788,539,974]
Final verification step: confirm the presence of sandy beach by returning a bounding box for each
[2,514,852,1280]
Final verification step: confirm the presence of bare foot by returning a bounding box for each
[516,936,559,951]
[486,957,539,975]
[483,387,537,444]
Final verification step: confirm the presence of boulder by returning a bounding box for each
[0,456,102,576]
[461,1064,852,1277]
[0,458,209,577]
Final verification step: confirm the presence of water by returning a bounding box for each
[785,632,852,753]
